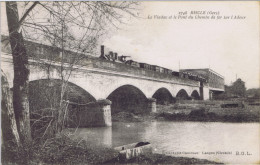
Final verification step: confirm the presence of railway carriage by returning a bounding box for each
[125,60,140,68]
[139,63,151,70]
[150,65,160,72]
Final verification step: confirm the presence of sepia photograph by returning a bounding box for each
[1,1,259,164]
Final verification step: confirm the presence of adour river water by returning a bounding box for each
[69,121,259,164]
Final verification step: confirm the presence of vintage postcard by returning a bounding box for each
[1,1,259,164]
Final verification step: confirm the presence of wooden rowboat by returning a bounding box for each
[114,142,152,161]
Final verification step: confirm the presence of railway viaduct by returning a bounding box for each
[1,53,205,103]
[1,39,212,127]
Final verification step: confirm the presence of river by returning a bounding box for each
[69,121,259,164]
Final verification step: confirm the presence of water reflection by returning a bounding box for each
[69,121,259,164]
[72,126,112,147]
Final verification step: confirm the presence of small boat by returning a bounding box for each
[114,142,152,161]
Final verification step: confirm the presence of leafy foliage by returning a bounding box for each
[246,88,260,98]
[231,78,246,97]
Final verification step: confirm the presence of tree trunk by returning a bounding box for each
[6,1,32,144]
[55,100,69,134]
[1,70,20,147]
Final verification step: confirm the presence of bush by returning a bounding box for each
[2,133,118,165]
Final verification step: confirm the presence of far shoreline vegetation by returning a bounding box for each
[155,99,260,123]
[112,99,260,123]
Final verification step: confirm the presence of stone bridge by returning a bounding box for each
[1,53,205,100]
[1,45,209,127]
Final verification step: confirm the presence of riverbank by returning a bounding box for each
[155,101,260,122]
[2,133,222,165]
[112,101,260,123]
[104,153,222,164]
[2,134,118,165]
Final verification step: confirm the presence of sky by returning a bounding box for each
[101,1,259,89]
[1,2,259,89]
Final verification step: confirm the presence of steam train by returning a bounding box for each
[100,46,207,83]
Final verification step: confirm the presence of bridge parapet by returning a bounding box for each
[74,56,200,87]
[1,36,199,88]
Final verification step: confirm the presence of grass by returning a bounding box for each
[2,132,223,165]
[2,133,118,165]
[156,101,260,122]
[111,101,260,123]
[112,101,260,123]
[104,153,222,164]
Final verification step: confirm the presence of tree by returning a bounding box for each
[1,70,20,147]
[231,78,246,97]
[246,88,260,98]
[6,1,35,145]
[4,1,139,144]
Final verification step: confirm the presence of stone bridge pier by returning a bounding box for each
[67,99,112,127]
[67,97,157,128]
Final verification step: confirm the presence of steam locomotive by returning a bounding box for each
[100,45,207,83]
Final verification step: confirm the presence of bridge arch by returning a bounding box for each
[176,89,190,100]
[106,85,148,114]
[152,87,175,104]
[28,79,96,112]
[191,90,200,100]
